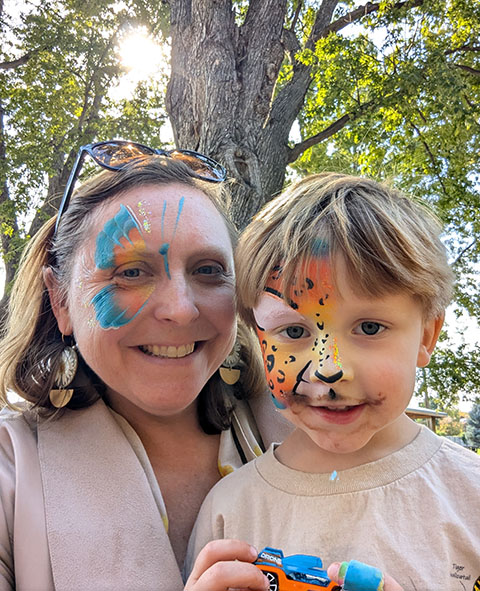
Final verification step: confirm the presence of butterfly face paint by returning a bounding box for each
[253,254,344,409]
[91,203,156,329]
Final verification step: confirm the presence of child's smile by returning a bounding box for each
[253,253,441,461]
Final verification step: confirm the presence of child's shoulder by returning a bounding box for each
[436,432,480,465]
[425,428,480,489]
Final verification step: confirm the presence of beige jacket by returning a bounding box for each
[0,398,291,591]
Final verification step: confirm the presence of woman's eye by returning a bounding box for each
[358,321,384,335]
[121,268,141,279]
[283,325,308,339]
[195,264,223,276]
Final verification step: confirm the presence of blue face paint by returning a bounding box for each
[160,196,185,279]
[271,393,287,410]
[91,205,154,329]
[91,284,149,329]
[311,238,329,257]
[95,205,142,269]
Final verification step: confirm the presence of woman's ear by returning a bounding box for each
[43,266,73,336]
[417,313,444,368]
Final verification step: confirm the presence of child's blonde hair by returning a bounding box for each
[236,172,454,325]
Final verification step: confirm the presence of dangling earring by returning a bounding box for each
[49,336,78,408]
[219,341,241,385]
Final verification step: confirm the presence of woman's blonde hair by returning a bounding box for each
[236,172,454,326]
[0,156,264,431]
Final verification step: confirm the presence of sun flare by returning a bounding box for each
[118,28,168,80]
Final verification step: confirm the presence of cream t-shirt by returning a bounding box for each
[187,426,480,590]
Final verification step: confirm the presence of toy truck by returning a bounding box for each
[254,547,342,591]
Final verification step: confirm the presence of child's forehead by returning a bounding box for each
[265,255,335,297]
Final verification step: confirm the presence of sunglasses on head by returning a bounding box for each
[54,140,227,235]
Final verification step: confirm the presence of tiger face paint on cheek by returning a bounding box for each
[253,256,344,407]
[91,204,155,329]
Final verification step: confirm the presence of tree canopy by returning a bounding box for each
[1,0,479,409]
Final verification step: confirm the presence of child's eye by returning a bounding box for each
[282,325,309,339]
[355,321,385,336]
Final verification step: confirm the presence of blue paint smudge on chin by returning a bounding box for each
[91,284,148,329]
[95,205,142,269]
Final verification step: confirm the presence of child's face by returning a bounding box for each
[253,253,441,455]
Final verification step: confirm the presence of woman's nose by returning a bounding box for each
[150,274,200,324]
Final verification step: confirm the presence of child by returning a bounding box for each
[186,173,480,589]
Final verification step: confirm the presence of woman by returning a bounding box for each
[0,141,288,590]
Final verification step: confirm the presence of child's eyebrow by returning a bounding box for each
[264,286,299,310]
[255,294,304,323]
[265,286,285,299]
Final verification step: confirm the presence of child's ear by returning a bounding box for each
[417,313,444,368]
[43,266,73,336]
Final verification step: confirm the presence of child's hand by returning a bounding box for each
[184,539,269,591]
[327,561,404,591]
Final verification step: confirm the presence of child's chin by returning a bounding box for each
[308,430,376,457]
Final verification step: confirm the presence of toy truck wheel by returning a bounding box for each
[263,570,279,591]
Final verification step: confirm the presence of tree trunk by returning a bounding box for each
[166,0,313,228]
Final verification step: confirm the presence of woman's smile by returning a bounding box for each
[139,343,196,358]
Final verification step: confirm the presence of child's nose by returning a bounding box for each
[309,338,347,384]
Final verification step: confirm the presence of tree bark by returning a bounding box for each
[167,0,314,228]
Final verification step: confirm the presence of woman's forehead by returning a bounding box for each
[76,183,234,262]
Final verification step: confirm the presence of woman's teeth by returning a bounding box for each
[140,343,195,358]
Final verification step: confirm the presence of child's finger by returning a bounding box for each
[327,561,404,591]
[185,539,269,591]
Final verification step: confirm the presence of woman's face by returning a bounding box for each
[51,183,236,419]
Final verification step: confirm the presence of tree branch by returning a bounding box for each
[445,44,480,56]
[454,63,480,76]
[0,43,52,70]
[288,0,303,32]
[287,99,375,162]
[322,0,423,37]
[306,0,338,48]
[0,53,33,70]
[270,1,338,132]
[452,239,477,267]
[408,118,449,197]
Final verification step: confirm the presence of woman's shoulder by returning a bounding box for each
[0,403,36,429]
